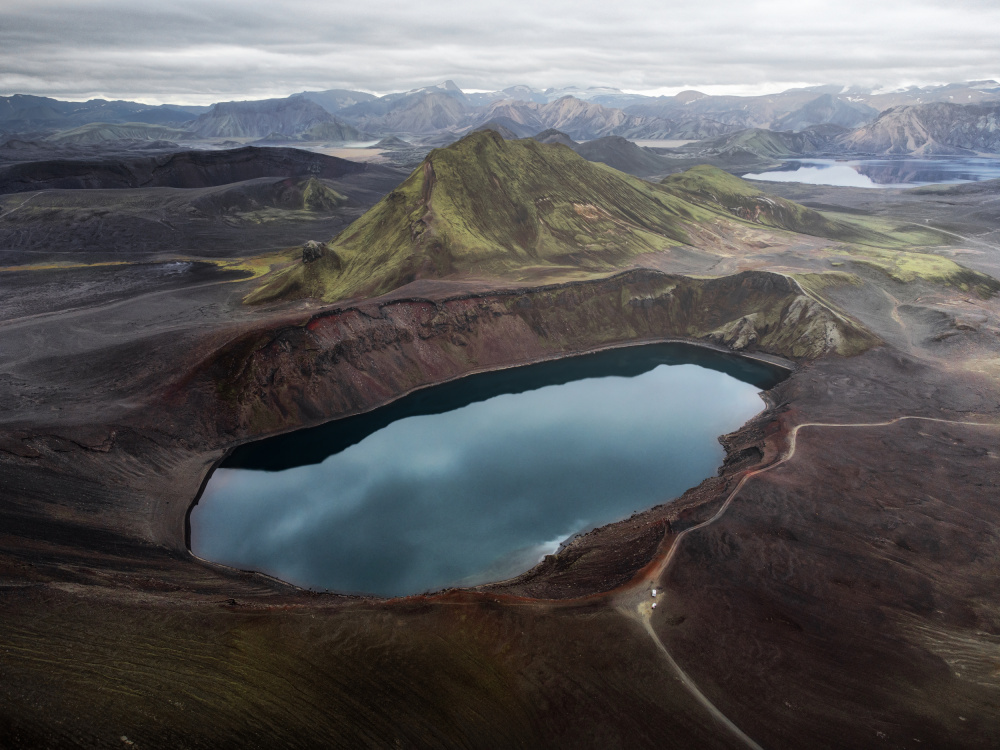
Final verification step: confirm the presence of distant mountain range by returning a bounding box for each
[2,80,999,156]
[0,94,204,132]
[189,98,370,140]
[838,102,1000,155]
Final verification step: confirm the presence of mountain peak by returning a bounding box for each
[674,90,708,104]
[246,131,696,303]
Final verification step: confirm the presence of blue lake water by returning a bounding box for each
[190,344,786,597]
[743,157,1000,188]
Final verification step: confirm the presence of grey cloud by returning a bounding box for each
[1,0,997,103]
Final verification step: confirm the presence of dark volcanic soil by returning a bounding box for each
[0,146,374,194]
[1,175,1000,748]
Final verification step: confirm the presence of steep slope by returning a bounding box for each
[248,131,706,303]
[838,102,1000,155]
[191,98,346,138]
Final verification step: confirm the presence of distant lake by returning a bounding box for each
[190,344,786,598]
[743,157,1000,188]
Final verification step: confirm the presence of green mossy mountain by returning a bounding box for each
[246,132,972,305]
[248,131,708,303]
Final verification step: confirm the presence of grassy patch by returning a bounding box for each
[829,246,1000,297]
[203,250,301,280]
[795,271,865,294]
[819,211,955,248]
[0,260,130,273]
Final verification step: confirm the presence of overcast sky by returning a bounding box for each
[2,0,997,104]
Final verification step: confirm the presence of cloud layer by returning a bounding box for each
[2,0,997,103]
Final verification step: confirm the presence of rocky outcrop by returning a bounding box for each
[301,240,324,263]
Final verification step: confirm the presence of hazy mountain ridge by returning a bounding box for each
[333,84,473,134]
[44,122,199,145]
[4,80,1000,156]
[248,130,702,302]
[468,96,729,141]
[190,98,363,139]
[677,126,847,162]
[773,94,878,131]
[855,80,1000,111]
[0,94,201,132]
[293,89,378,114]
[838,101,1000,155]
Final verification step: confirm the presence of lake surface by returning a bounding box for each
[743,157,1000,188]
[191,344,786,597]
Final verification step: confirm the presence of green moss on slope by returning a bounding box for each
[660,165,950,248]
[247,131,705,303]
[246,138,987,305]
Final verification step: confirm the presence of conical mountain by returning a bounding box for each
[248,130,702,302]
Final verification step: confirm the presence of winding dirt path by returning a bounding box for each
[616,414,1000,750]
[923,219,1000,252]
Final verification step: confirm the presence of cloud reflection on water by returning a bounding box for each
[193,363,763,597]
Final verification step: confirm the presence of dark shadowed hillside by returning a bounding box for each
[0,146,369,194]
